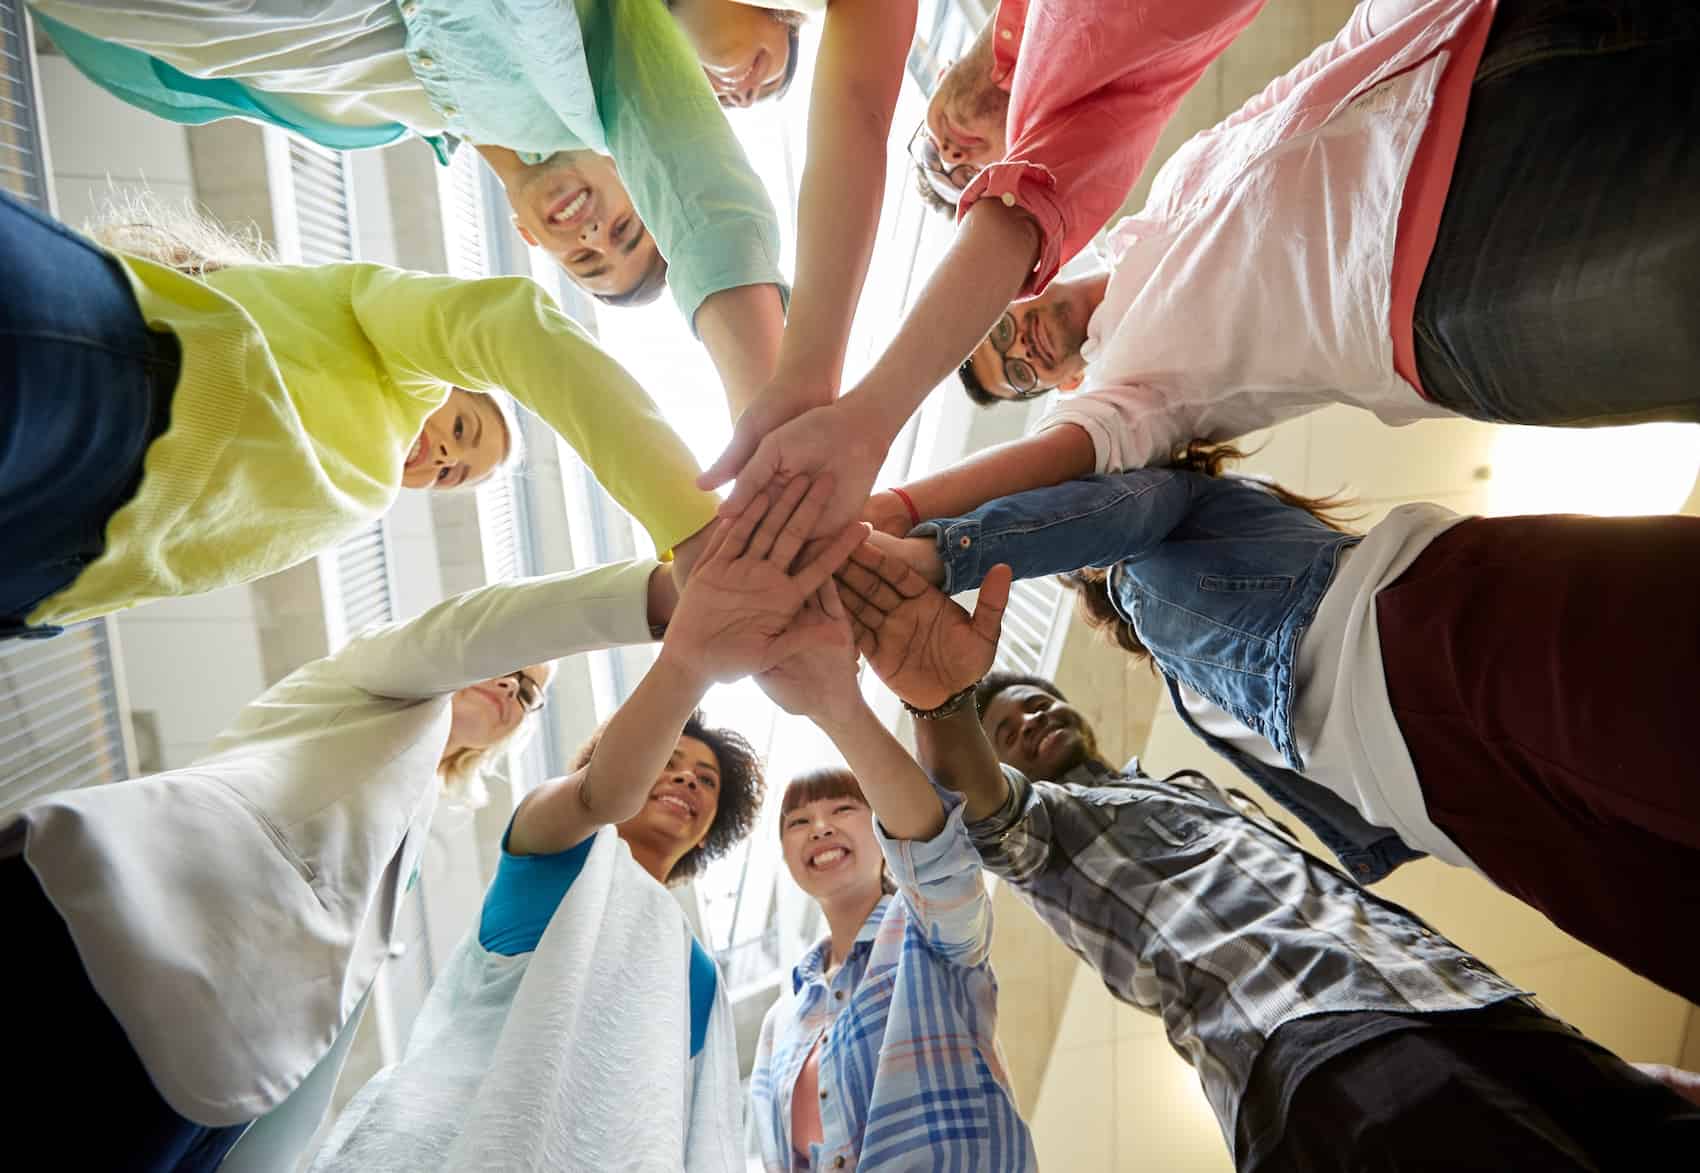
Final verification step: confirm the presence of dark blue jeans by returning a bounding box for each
[1414,0,1700,425]
[0,191,178,640]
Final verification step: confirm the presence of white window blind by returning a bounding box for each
[286,137,355,264]
[0,627,133,816]
[0,1,49,206]
[993,575,1068,677]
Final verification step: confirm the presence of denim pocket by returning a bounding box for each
[1198,574,1293,593]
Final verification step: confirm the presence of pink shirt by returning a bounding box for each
[1041,0,1496,473]
[959,0,1268,297]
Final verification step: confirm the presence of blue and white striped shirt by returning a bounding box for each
[751,793,1038,1172]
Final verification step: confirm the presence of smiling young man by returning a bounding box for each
[911,0,1700,522]
[832,547,1700,1172]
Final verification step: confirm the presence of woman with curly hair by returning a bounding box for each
[309,475,866,1172]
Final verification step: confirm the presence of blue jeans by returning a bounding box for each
[1413,0,1700,425]
[0,191,178,639]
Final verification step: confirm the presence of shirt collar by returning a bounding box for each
[790,895,892,994]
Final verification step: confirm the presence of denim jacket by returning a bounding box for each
[921,469,1425,883]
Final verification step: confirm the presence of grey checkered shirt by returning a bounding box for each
[966,759,1525,1157]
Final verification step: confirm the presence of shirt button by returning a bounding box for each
[834,990,844,1000]
[1000,27,1013,40]
[1000,192,1016,207]
[834,1158,847,1169]
[440,104,457,118]
[416,52,435,68]
[820,1090,829,1100]
[959,536,972,548]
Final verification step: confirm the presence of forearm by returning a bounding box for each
[508,647,710,855]
[696,282,788,419]
[815,700,945,842]
[839,200,1039,449]
[914,706,1011,824]
[901,423,1095,524]
[774,0,914,391]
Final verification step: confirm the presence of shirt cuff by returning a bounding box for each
[964,766,1033,848]
[911,517,985,597]
[665,213,790,334]
[873,785,982,889]
[959,159,1067,296]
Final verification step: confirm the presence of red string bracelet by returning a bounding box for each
[890,486,921,530]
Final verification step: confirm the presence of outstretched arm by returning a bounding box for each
[700,199,1042,534]
[864,422,1096,535]
[509,477,867,856]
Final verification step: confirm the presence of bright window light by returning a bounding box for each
[1485,423,1700,517]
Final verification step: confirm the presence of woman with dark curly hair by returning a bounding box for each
[309,475,865,1172]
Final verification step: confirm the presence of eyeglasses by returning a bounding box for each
[985,312,1048,399]
[506,671,547,714]
[908,123,979,205]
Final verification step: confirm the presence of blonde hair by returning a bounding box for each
[437,709,542,809]
[88,191,271,276]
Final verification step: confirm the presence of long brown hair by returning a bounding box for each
[1066,441,1358,663]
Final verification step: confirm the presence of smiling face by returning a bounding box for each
[401,389,511,490]
[617,734,723,869]
[780,792,883,907]
[670,0,795,108]
[500,150,663,299]
[445,663,553,757]
[965,279,1096,402]
[980,684,1099,781]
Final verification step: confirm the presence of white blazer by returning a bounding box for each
[0,559,660,1127]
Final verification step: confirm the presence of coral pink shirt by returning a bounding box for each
[959,0,1268,296]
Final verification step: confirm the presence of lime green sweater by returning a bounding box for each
[29,258,719,628]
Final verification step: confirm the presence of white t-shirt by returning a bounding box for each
[1178,502,1478,868]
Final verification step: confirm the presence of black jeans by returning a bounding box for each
[1414,0,1700,425]
[0,855,247,1170]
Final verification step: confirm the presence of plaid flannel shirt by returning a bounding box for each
[966,759,1523,1159]
[751,792,1037,1172]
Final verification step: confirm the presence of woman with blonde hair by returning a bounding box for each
[0,189,717,639]
[0,541,707,1170]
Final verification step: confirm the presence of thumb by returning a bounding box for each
[696,419,761,492]
[971,563,1013,644]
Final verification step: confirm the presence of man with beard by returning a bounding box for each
[832,547,1700,1171]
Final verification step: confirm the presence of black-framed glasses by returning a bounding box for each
[908,122,978,205]
[507,670,547,714]
[986,312,1046,399]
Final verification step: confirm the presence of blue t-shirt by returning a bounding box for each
[478,823,717,1057]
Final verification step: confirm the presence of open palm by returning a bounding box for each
[834,543,1011,711]
[667,477,867,683]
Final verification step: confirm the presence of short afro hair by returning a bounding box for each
[973,671,1068,722]
[571,710,766,885]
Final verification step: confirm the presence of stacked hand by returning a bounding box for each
[698,399,886,547]
[833,543,1012,712]
[662,476,867,684]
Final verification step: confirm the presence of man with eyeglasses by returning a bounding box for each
[698,0,1265,534]
[957,269,1109,404]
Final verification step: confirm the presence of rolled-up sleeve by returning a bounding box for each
[583,0,786,328]
[875,788,993,968]
[964,768,1056,887]
[959,0,1266,296]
